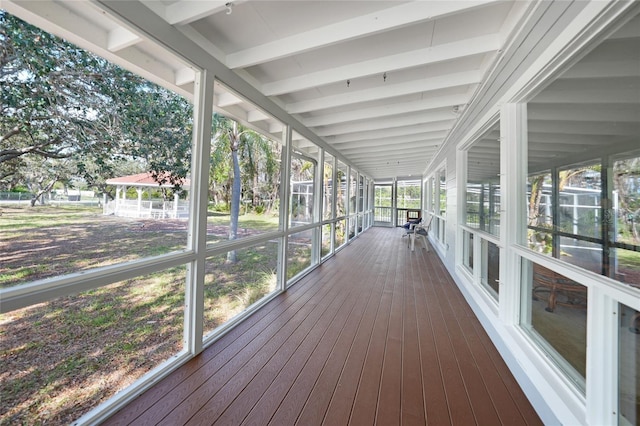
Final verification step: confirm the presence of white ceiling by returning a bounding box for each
[4,1,636,181]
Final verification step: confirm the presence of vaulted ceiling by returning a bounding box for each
[7,1,633,181]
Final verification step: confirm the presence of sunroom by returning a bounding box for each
[1,1,638,425]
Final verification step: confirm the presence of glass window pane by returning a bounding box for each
[526,13,640,290]
[397,180,421,209]
[1,206,190,288]
[1,266,186,424]
[439,168,447,215]
[349,170,357,215]
[463,230,474,272]
[374,184,392,224]
[290,154,315,228]
[335,219,347,249]
[466,123,501,236]
[358,175,364,213]
[481,239,500,299]
[520,259,587,390]
[559,236,602,275]
[207,114,282,244]
[204,242,278,337]
[527,172,553,255]
[1,24,192,287]
[430,177,436,212]
[323,154,334,220]
[322,223,332,258]
[613,155,640,287]
[466,183,481,228]
[336,161,348,217]
[619,303,639,424]
[348,217,356,241]
[614,247,640,286]
[558,164,601,238]
[287,229,313,281]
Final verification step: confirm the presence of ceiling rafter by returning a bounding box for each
[314,114,455,137]
[263,34,501,96]
[326,134,443,151]
[163,0,231,26]
[225,0,499,69]
[303,94,469,128]
[328,125,450,145]
[107,26,141,52]
[287,70,483,114]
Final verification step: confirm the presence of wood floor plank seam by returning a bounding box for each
[320,238,395,426]
[176,259,366,426]
[374,245,406,425]
[271,241,384,424]
[348,236,400,425]
[109,264,345,425]
[102,228,542,426]
[218,236,382,424]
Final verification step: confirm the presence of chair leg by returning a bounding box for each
[545,290,557,313]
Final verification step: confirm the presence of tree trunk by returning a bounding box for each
[30,178,57,207]
[227,123,241,263]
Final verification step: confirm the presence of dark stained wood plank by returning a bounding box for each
[375,248,405,425]
[139,265,346,425]
[469,319,543,425]
[102,228,542,426]
[420,249,477,425]
[401,254,427,425]
[294,246,389,426]
[265,244,388,426]
[347,241,398,425]
[160,267,353,425]
[320,243,394,425]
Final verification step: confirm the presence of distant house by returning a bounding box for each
[103,172,190,219]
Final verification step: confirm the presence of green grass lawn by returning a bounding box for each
[0,205,282,425]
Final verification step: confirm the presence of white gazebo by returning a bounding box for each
[104,172,190,219]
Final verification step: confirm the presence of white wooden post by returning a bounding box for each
[137,188,143,217]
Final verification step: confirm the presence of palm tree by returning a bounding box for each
[211,115,280,262]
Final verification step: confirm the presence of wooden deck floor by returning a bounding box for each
[103,227,542,425]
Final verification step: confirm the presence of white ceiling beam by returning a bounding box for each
[175,67,196,86]
[527,133,614,146]
[226,0,499,69]
[358,160,425,169]
[528,120,638,136]
[164,1,228,26]
[350,150,436,162]
[328,126,450,145]
[175,24,227,62]
[287,70,482,114]
[330,134,444,151]
[263,34,500,96]
[324,124,449,149]
[528,104,640,122]
[216,92,244,108]
[314,114,455,137]
[247,109,270,123]
[340,141,441,155]
[609,15,640,39]
[107,26,141,52]
[303,94,469,127]
[532,87,638,104]
[561,60,640,79]
[269,122,284,134]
